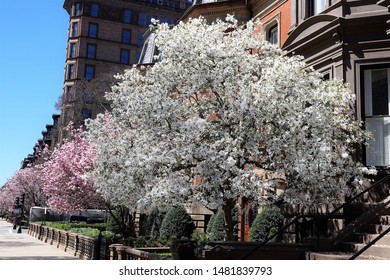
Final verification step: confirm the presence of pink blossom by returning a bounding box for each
[40,125,104,214]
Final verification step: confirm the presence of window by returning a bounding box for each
[122,29,132,44]
[87,44,96,59]
[123,9,132,23]
[74,2,81,16]
[88,23,98,38]
[309,0,327,16]
[67,64,75,80]
[139,12,146,27]
[91,3,99,17]
[146,15,153,26]
[85,65,95,80]
[364,68,390,166]
[138,32,144,47]
[82,109,92,120]
[120,49,130,65]
[65,86,73,101]
[69,43,76,58]
[64,109,71,124]
[268,25,278,45]
[71,22,78,37]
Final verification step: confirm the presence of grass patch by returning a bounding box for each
[35,221,114,239]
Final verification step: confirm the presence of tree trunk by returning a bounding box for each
[222,199,236,241]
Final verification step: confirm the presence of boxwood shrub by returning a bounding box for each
[206,205,240,241]
[206,210,225,241]
[159,205,195,240]
[248,205,284,242]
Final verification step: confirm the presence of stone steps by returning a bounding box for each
[354,233,390,246]
[342,242,390,259]
[306,251,388,260]
[307,214,390,260]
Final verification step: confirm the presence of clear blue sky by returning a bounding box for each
[0,1,69,186]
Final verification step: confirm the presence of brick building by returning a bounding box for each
[60,0,192,136]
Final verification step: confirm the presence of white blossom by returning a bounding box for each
[85,15,374,217]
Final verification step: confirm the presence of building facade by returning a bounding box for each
[60,0,192,135]
[283,0,390,169]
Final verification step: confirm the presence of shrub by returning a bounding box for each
[140,208,165,239]
[248,205,284,242]
[44,221,72,231]
[206,210,225,241]
[191,229,208,245]
[69,227,100,238]
[159,205,195,240]
[206,206,240,241]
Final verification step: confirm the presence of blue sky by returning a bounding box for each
[0,1,69,186]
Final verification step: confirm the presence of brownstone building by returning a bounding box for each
[181,0,291,48]
[60,0,192,134]
[283,1,390,169]
[251,0,290,47]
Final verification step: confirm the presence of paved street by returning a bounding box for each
[0,218,80,260]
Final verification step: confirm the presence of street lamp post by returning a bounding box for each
[13,197,20,230]
[17,194,25,234]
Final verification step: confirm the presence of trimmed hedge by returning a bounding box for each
[248,205,284,242]
[206,205,240,241]
[159,205,195,240]
[206,210,225,241]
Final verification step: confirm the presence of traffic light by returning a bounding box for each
[15,197,20,206]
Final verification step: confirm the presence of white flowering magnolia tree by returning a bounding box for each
[86,16,374,240]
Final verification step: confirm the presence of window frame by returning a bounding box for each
[82,108,92,120]
[120,49,130,65]
[65,85,74,102]
[139,12,146,27]
[308,0,328,17]
[362,65,390,166]
[84,64,95,80]
[268,25,279,45]
[123,9,132,24]
[69,43,77,58]
[122,29,132,44]
[67,64,75,80]
[90,3,99,17]
[71,22,79,37]
[74,2,81,16]
[88,22,98,38]
[138,32,144,47]
[262,13,280,46]
[86,43,97,59]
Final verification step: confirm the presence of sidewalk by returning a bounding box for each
[0,218,80,260]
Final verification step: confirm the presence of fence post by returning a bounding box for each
[109,244,117,260]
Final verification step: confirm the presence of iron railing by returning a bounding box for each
[241,174,390,259]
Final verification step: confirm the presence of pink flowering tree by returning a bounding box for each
[40,125,105,215]
[0,166,45,214]
[0,185,17,213]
